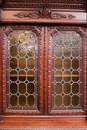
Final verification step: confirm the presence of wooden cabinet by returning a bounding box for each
[0,25,87,116]
[0,0,87,129]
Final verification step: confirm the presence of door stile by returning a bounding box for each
[46,27,53,114]
[43,27,48,115]
[38,26,44,114]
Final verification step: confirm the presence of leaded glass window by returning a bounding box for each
[6,30,38,110]
[52,31,82,110]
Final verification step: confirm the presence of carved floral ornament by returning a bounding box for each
[13,9,76,20]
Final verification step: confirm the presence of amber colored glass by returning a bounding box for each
[10,70,17,81]
[10,46,17,57]
[52,31,82,110]
[64,95,70,106]
[54,71,62,82]
[72,59,79,69]
[64,59,71,69]
[55,95,62,106]
[72,71,79,82]
[7,30,38,110]
[10,95,17,106]
[19,83,26,94]
[72,95,79,106]
[55,58,62,69]
[10,83,17,94]
[19,58,26,69]
[27,70,34,81]
[64,71,71,82]
[64,83,71,94]
[10,58,17,69]
[72,83,79,94]
[27,83,34,94]
[27,58,34,69]
[55,83,62,94]
[27,95,34,106]
[19,70,26,81]
[19,95,26,106]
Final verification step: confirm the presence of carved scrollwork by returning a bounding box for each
[13,9,76,20]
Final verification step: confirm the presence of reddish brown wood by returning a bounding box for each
[0,0,87,128]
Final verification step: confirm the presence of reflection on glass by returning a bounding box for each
[10,58,17,69]
[10,46,17,57]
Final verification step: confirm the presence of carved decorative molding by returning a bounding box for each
[3,0,86,4]
[13,10,76,20]
[3,1,86,9]
[1,127,87,130]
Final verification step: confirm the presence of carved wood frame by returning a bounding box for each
[1,26,44,115]
[47,26,87,115]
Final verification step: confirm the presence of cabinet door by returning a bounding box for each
[2,26,44,115]
[46,26,87,115]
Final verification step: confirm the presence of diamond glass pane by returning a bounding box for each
[52,31,82,110]
[6,30,38,110]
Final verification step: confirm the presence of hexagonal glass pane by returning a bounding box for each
[72,59,79,69]
[19,95,26,106]
[10,95,17,106]
[27,95,34,106]
[27,83,34,94]
[64,83,71,94]
[55,58,62,69]
[27,58,34,69]
[19,70,26,81]
[64,95,70,106]
[19,83,26,94]
[55,95,62,106]
[72,95,79,106]
[64,71,71,82]
[10,58,17,69]
[19,58,26,69]
[55,83,62,94]
[54,71,62,82]
[10,70,17,81]
[72,83,79,94]
[64,59,71,69]
[10,46,17,57]
[10,83,17,94]
[27,70,34,81]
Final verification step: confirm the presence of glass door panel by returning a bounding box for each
[6,30,39,110]
[53,31,82,110]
